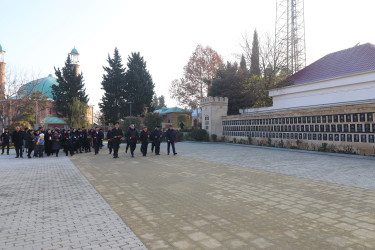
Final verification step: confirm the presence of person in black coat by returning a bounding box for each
[125,124,138,157]
[92,127,103,155]
[25,129,35,158]
[52,130,62,157]
[45,129,53,156]
[151,126,162,155]
[1,128,10,155]
[107,126,113,155]
[12,126,24,158]
[166,126,177,155]
[139,127,150,156]
[111,123,123,158]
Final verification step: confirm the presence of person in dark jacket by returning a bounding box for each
[25,129,35,158]
[45,129,53,156]
[125,124,138,157]
[52,130,61,157]
[1,128,10,155]
[107,126,113,155]
[93,127,103,155]
[139,126,150,156]
[166,126,177,155]
[111,123,123,158]
[151,126,162,155]
[12,126,24,158]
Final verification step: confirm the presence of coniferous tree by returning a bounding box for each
[209,62,249,115]
[124,52,155,116]
[157,95,166,109]
[99,48,127,123]
[52,55,88,124]
[250,30,260,76]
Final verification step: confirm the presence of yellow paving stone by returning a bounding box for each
[198,238,222,249]
[71,146,375,249]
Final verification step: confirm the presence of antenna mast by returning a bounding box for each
[275,0,306,74]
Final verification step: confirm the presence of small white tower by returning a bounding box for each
[200,96,228,137]
[70,47,80,76]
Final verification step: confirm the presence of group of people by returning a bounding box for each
[0,123,178,159]
[107,123,177,158]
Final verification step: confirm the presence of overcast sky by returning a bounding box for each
[2,0,375,110]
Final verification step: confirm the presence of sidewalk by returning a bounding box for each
[0,151,146,250]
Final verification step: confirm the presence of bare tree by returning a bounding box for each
[169,45,223,109]
[0,66,45,130]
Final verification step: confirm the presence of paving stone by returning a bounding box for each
[70,142,375,249]
[0,151,146,249]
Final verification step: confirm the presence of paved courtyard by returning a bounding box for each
[1,142,374,249]
[0,153,145,250]
[70,142,375,249]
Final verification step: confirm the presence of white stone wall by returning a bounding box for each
[269,71,375,109]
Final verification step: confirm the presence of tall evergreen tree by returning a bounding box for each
[124,52,155,116]
[99,48,127,123]
[250,30,260,76]
[209,62,249,115]
[52,55,88,124]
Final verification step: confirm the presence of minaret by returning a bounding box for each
[70,47,80,76]
[0,44,6,100]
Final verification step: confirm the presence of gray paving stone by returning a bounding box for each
[0,151,146,249]
[171,142,375,190]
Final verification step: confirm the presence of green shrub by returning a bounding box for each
[190,129,209,141]
[278,140,284,148]
[318,143,328,152]
[248,136,252,145]
[177,131,184,142]
[233,137,237,143]
[267,138,272,147]
[211,134,217,142]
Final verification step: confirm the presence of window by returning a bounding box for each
[353,114,358,122]
[368,113,373,122]
[340,115,345,123]
[360,113,366,122]
[347,134,352,142]
[346,114,351,122]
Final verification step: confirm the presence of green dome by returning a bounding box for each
[0,44,3,51]
[18,75,58,100]
[71,47,79,54]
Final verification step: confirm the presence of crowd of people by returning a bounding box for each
[0,122,178,159]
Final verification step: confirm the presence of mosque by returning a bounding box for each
[0,45,93,130]
[202,43,375,155]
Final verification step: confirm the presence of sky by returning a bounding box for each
[2,0,375,111]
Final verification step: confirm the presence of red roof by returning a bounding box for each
[279,43,375,87]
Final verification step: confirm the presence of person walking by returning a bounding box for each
[166,125,177,155]
[139,126,150,156]
[52,130,62,157]
[126,124,138,157]
[93,127,103,155]
[25,129,35,158]
[1,128,10,155]
[151,126,162,155]
[107,126,113,155]
[12,126,24,158]
[37,131,45,158]
[111,123,123,158]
